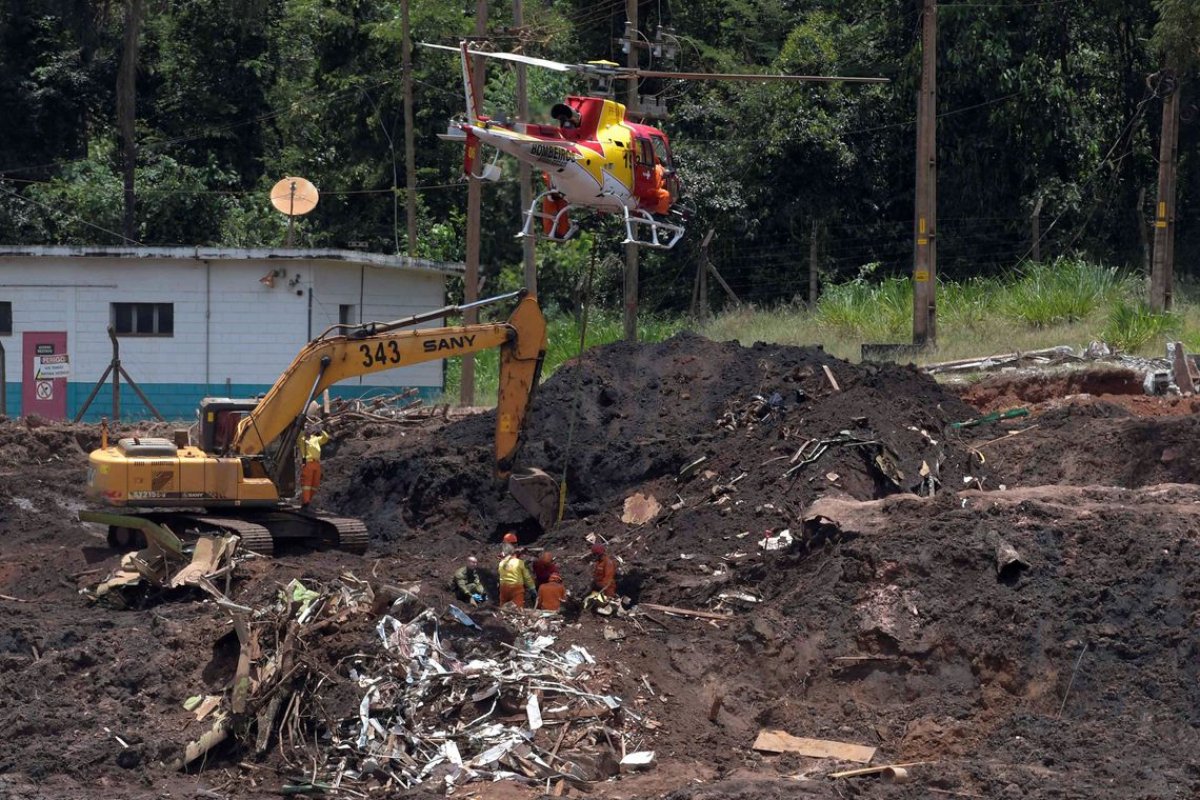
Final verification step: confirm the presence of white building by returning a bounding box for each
[0,246,463,420]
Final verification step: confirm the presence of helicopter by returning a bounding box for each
[422,41,887,250]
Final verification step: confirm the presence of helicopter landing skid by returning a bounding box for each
[620,207,685,250]
[519,191,581,244]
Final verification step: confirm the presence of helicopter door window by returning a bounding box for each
[635,138,654,167]
[651,136,673,170]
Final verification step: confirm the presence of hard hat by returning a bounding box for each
[503,531,518,544]
[549,573,563,582]
[467,556,478,566]
[591,543,606,555]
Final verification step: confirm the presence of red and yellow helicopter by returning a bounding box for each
[423,42,887,250]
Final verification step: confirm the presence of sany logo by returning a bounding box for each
[423,334,477,353]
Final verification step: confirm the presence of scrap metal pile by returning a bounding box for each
[175,576,649,795]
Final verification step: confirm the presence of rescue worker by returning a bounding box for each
[532,550,558,586]
[536,573,567,612]
[299,427,331,510]
[498,543,535,608]
[590,543,617,598]
[452,556,488,605]
[551,103,582,130]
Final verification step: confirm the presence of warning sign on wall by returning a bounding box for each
[34,354,70,379]
[35,380,54,400]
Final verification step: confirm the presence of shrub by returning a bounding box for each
[1101,302,1179,353]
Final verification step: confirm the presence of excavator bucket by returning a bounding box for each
[508,467,560,530]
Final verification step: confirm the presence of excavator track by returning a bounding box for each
[191,516,275,557]
[317,516,369,554]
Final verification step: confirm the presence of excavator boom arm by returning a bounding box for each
[233,296,547,475]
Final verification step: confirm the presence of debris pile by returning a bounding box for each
[174,576,646,796]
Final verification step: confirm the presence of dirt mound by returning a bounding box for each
[324,333,981,554]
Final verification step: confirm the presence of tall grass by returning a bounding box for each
[700,259,1188,364]
[812,276,912,341]
[1000,258,1131,326]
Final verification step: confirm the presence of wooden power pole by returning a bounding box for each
[402,0,418,258]
[461,0,488,405]
[623,0,639,342]
[1150,70,1180,312]
[912,0,937,347]
[117,0,144,244]
[515,0,537,295]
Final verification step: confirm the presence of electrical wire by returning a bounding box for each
[0,183,142,244]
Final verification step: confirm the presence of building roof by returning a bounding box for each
[0,245,464,275]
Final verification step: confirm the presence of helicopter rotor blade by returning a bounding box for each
[418,42,576,73]
[624,69,889,84]
[420,42,888,84]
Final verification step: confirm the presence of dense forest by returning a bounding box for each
[0,0,1198,313]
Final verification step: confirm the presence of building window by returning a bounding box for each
[112,302,174,336]
[339,304,357,326]
[0,302,10,335]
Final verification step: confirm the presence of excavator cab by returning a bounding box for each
[197,398,257,455]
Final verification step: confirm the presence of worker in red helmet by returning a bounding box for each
[532,550,558,587]
[590,542,617,598]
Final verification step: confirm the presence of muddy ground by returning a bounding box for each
[1,337,1198,799]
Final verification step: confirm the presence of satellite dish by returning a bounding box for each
[270,177,319,216]
[270,177,319,247]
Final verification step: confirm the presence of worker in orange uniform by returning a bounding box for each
[590,543,617,598]
[299,427,331,510]
[498,544,535,608]
[537,573,567,612]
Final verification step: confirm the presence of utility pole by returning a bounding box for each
[808,219,821,307]
[623,0,639,342]
[117,0,144,243]
[912,0,937,347]
[1030,196,1043,263]
[461,0,487,406]
[515,0,537,295]
[695,229,714,320]
[402,0,418,258]
[1150,70,1180,312]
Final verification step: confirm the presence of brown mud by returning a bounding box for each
[1,339,1198,799]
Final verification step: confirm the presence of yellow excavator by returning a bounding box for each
[82,290,558,555]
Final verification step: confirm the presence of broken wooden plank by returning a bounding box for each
[752,729,876,763]
[638,603,734,621]
[822,365,841,392]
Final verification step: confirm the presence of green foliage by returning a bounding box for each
[1000,259,1131,326]
[1152,0,1200,70]
[1101,302,1180,352]
[0,0,1196,320]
